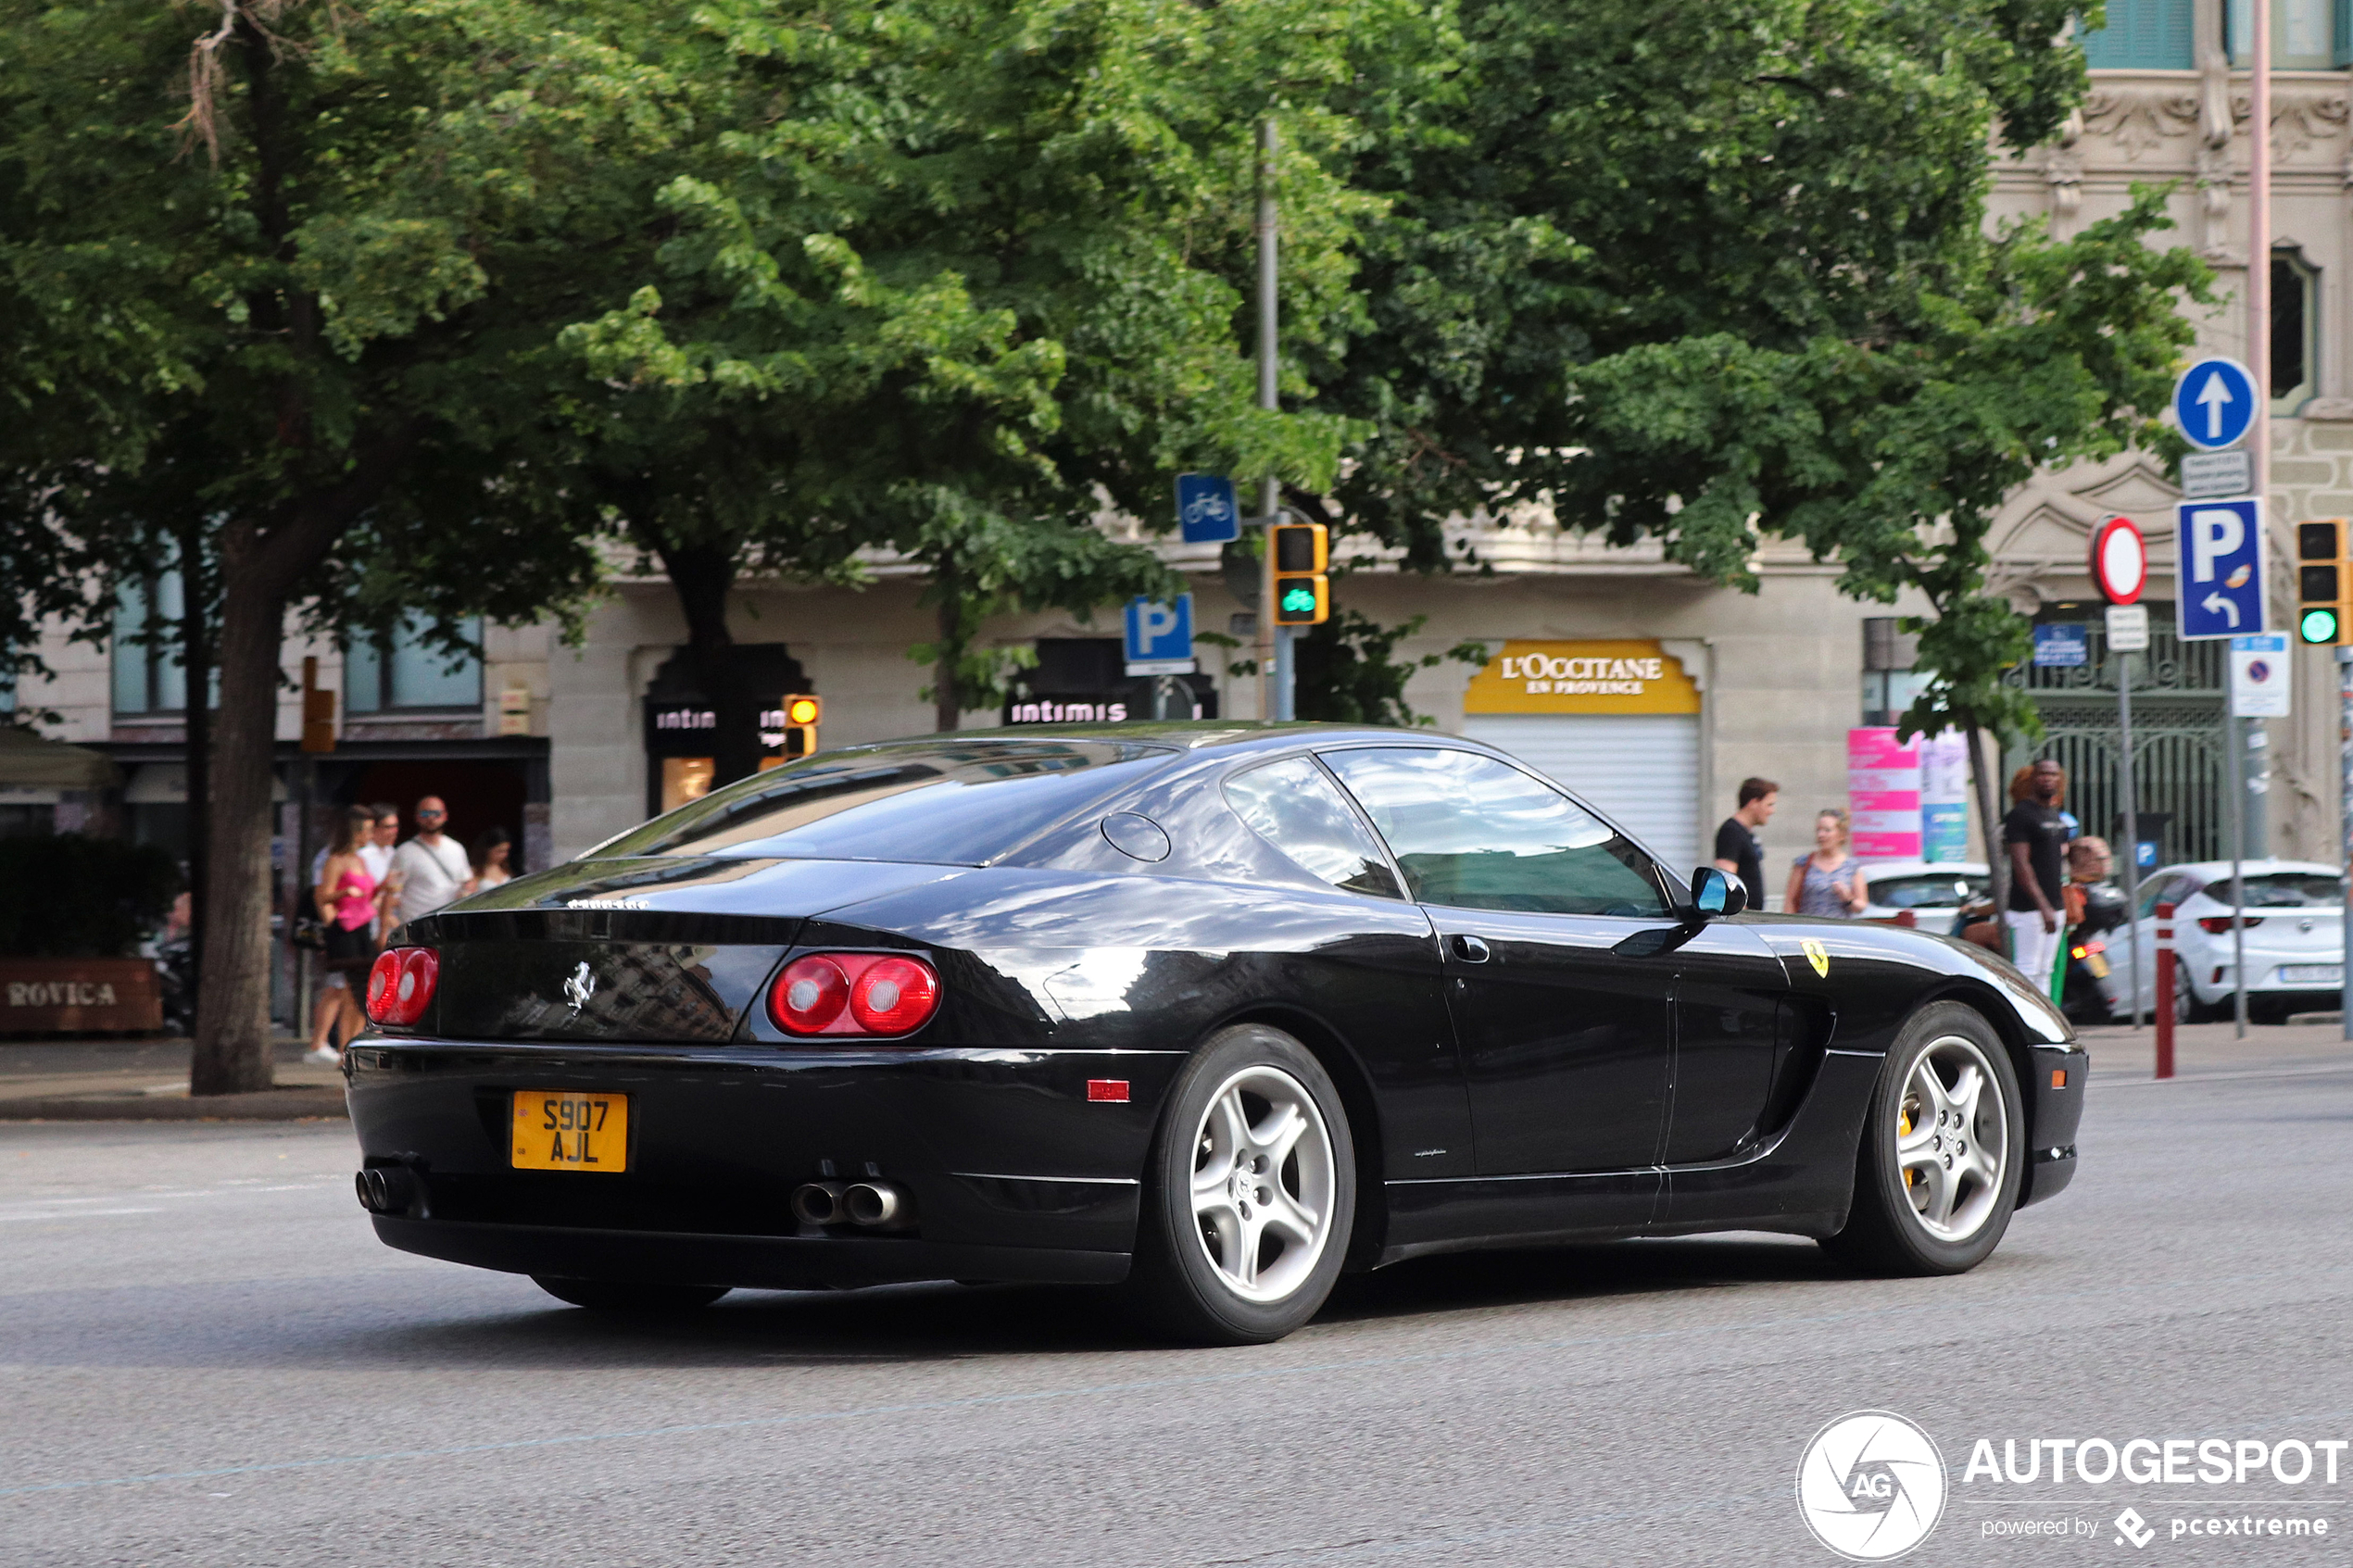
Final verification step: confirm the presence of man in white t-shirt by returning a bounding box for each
[391,796,473,928]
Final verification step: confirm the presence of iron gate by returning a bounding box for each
[2003,609,2227,867]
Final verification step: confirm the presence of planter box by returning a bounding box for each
[0,957,163,1035]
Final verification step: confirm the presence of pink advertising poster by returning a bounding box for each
[1847,727,1921,859]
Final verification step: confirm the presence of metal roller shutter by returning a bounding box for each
[1460,714,1702,878]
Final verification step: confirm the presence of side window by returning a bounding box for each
[1322,747,1668,917]
[1222,757,1403,898]
[2135,874,2183,920]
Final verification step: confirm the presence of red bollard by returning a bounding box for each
[2154,900,2175,1081]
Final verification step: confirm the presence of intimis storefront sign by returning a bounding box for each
[1463,640,1702,715]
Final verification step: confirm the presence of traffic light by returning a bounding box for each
[782,694,822,757]
[1269,521,1329,627]
[2296,520,2350,645]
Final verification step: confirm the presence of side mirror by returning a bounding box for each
[1690,866,1748,919]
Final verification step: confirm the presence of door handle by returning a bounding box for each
[1451,934,1491,963]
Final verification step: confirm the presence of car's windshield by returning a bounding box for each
[2202,872,2343,909]
[1869,872,1986,910]
[586,740,1175,864]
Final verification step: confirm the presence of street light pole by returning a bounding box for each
[2233,3,2270,1040]
[1254,118,1285,723]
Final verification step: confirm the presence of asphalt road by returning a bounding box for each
[6,1037,2353,1566]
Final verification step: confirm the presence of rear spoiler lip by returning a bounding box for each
[406,908,805,947]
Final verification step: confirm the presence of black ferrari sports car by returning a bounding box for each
[347,724,2085,1343]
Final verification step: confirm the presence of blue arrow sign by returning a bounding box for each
[1175,472,1239,544]
[2174,498,2265,641]
[1125,593,1194,671]
[2171,357,2258,451]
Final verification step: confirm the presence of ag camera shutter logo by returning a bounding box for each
[1796,1411,1947,1561]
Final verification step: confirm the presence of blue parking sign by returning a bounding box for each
[1175,473,1239,544]
[2174,498,2265,641]
[1124,594,1194,673]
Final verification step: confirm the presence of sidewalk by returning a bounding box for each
[0,1036,347,1121]
[2069,1017,2353,1083]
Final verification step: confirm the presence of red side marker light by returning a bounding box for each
[2051,1069,2067,1089]
[1087,1079,1129,1103]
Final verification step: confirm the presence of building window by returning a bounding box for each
[2228,0,2338,67]
[345,615,483,713]
[2274,250,2318,414]
[112,572,189,716]
[2082,0,2196,68]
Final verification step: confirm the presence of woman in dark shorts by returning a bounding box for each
[308,805,384,1063]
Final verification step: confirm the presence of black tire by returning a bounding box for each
[2174,960,2217,1024]
[532,1276,732,1312]
[1821,1001,2024,1276]
[1126,1022,1356,1346]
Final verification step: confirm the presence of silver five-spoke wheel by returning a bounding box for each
[1189,1065,1336,1303]
[1895,1034,2009,1243]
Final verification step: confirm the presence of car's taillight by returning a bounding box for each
[2197,915,2263,934]
[769,952,941,1038]
[365,946,439,1027]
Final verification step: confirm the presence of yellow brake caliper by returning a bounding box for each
[1898,1104,1915,1188]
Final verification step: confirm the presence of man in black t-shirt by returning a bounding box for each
[2002,759,2070,995]
[1714,776,1778,909]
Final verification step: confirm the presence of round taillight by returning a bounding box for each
[771,955,849,1034]
[396,947,439,1025]
[849,956,939,1035]
[364,949,403,1023]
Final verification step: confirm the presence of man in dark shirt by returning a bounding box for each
[1713,776,1778,909]
[2003,759,2070,995]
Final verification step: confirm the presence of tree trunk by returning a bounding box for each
[1970,725,2011,926]
[176,523,209,986]
[933,578,961,734]
[634,520,736,690]
[190,570,284,1096]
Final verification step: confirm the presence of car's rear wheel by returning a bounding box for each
[1127,1022,1354,1345]
[532,1276,731,1312]
[1821,1001,2022,1276]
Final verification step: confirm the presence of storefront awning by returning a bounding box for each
[0,725,121,790]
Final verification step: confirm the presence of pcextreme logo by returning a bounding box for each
[1796,1411,1948,1561]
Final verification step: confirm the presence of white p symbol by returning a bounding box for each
[2191,507,2245,583]
[1139,601,1178,646]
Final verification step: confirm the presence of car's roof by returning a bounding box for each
[946,721,1471,753]
[2151,859,2341,883]
[1859,860,1989,878]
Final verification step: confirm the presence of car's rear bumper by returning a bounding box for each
[346,1037,1183,1286]
[372,1215,1131,1288]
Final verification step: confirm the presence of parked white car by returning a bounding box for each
[2095,859,2346,1022]
[1858,861,1990,929]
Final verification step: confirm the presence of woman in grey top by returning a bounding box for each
[1785,808,1869,916]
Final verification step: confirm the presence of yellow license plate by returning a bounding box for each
[510,1091,630,1173]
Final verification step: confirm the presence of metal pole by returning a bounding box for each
[294,755,312,1041]
[1254,117,1278,724]
[2339,646,2352,1039]
[2118,647,2142,1028]
[2229,712,2251,1037]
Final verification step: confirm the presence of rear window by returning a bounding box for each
[585,741,1175,864]
[2208,872,2342,909]
[1869,872,1986,910]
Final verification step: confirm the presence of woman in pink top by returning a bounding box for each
[308,806,385,1062]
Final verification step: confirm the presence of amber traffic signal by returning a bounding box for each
[2296,520,2350,645]
[782,694,822,756]
[1269,521,1329,627]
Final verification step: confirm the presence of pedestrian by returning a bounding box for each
[308,800,396,912]
[2003,758,2071,996]
[1713,776,1778,909]
[308,805,384,1063]
[2011,764,2081,841]
[306,800,401,1054]
[469,825,515,892]
[1785,808,1869,917]
[391,795,472,929]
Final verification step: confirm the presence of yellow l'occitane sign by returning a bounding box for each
[1463,639,1701,715]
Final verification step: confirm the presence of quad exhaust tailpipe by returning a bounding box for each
[792,1179,914,1231]
[355,1166,421,1216]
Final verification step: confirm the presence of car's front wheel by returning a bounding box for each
[1127,1023,1355,1345]
[1822,1001,2023,1275]
[533,1276,732,1312]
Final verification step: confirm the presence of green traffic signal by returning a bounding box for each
[1279,584,1317,614]
[2301,607,2340,644]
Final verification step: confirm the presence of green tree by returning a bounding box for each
[1293,0,2205,875]
[566,0,1389,730]
[0,0,691,1090]
[1291,606,1486,727]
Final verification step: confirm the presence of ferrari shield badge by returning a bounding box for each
[1800,939,1830,978]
